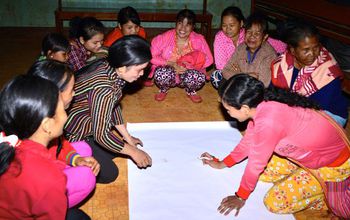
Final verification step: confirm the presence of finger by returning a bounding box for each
[93,163,100,175]
[78,160,90,167]
[224,207,234,216]
[146,155,152,166]
[235,207,241,216]
[218,205,228,214]
[137,139,144,147]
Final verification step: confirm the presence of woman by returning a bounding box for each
[211,7,286,89]
[27,60,100,207]
[0,75,90,219]
[104,6,146,47]
[271,21,348,126]
[222,13,277,87]
[68,16,105,71]
[201,74,349,218]
[65,35,152,184]
[151,9,213,103]
[38,32,70,63]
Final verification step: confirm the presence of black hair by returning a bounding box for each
[221,6,245,24]
[27,60,73,92]
[118,6,141,26]
[176,9,196,26]
[108,35,151,68]
[219,74,319,110]
[283,21,320,48]
[0,75,59,175]
[244,13,268,35]
[27,60,73,158]
[69,16,105,40]
[41,33,70,56]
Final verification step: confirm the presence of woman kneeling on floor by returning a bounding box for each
[201,74,350,219]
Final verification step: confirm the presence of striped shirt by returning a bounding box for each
[64,59,126,152]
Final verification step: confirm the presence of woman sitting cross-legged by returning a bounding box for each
[27,60,100,207]
[201,74,349,219]
[151,9,213,103]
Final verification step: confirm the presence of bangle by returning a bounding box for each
[235,192,246,202]
[71,155,79,167]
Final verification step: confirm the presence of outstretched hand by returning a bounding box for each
[218,195,246,216]
[200,152,226,169]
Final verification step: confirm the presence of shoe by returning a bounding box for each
[155,92,167,101]
[143,79,154,87]
[188,94,202,103]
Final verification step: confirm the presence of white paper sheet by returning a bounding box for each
[128,121,294,220]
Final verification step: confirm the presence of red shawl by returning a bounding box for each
[271,47,343,97]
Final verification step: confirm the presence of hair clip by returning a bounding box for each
[0,132,21,148]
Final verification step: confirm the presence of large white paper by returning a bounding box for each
[128,121,294,220]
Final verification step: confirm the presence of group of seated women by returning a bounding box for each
[0,4,348,220]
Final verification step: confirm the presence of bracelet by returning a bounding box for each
[235,192,246,202]
[71,155,80,167]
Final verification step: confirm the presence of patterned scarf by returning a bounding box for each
[271,47,342,97]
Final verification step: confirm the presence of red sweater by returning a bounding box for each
[0,140,67,219]
[104,27,147,47]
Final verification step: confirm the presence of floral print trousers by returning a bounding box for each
[260,155,350,216]
[154,65,205,95]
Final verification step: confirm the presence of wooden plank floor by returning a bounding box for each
[0,27,341,220]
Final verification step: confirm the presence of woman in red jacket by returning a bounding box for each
[0,75,89,219]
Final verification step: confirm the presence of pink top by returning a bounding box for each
[223,101,347,199]
[213,29,245,70]
[151,29,213,72]
[213,29,287,70]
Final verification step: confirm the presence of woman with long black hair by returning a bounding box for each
[65,35,153,184]
[201,74,349,218]
[0,75,90,219]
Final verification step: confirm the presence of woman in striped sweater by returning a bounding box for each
[65,35,153,183]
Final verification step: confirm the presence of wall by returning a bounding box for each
[0,0,251,28]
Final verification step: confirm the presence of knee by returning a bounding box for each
[97,163,119,184]
[77,166,96,192]
[184,70,205,82]
[154,66,175,79]
[263,188,292,214]
[71,141,92,157]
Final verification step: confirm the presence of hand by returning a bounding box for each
[124,135,143,147]
[167,61,186,74]
[130,146,152,168]
[248,72,259,79]
[75,156,101,176]
[232,64,241,72]
[200,152,227,169]
[174,63,187,74]
[218,195,246,216]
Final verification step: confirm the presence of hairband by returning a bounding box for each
[0,132,21,148]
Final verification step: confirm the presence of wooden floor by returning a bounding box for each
[0,27,339,220]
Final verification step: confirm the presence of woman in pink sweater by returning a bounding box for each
[201,74,349,218]
[150,9,213,103]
